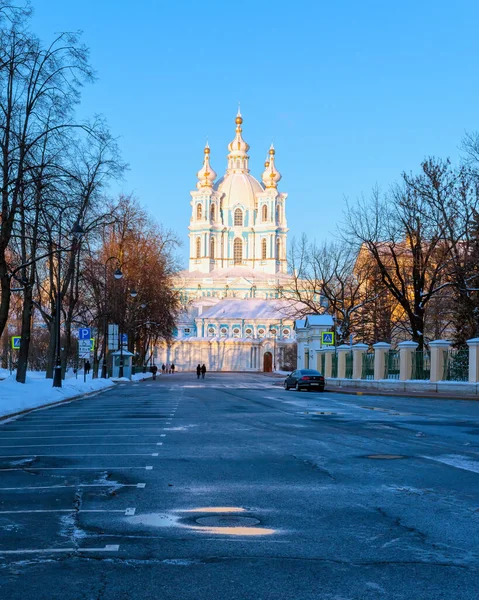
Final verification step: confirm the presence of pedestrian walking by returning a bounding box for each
[84,360,91,375]
[161,364,166,375]
[171,363,175,374]
[196,364,201,379]
[201,364,206,379]
[152,365,158,380]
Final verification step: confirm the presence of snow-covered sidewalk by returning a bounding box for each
[0,370,152,419]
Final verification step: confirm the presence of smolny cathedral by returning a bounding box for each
[158,111,302,372]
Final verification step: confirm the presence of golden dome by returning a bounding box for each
[204,146,210,154]
[235,115,243,125]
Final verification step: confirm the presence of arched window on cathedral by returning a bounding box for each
[234,208,243,226]
[197,203,202,220]
[233,238,243,265]
[210,204,215,222]
[196,237,201,259]
[276,238,281,260]
[210,237,215,259]
[276,204,281,223]
[262,204,268,222]
[262,238,267,260]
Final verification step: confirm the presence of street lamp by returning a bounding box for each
[53,217,84,388]
[101,258,122,379]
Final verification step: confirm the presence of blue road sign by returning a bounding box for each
[79,328,91,340]
[11,336,21,349]
[121,333,128,344]
[321,332,334,345]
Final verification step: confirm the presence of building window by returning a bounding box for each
[262,205,268,222]
[196,237,201,259]
[196,203,202,220]
[208,327,215,336]
[234,208,243,226]
[276,238,281,260]
[210,237,215,259]
[261,238,267,260]
[234,238,243,264]
[233,327,240,337]
[276,204,281,223]
[210,204,215,221]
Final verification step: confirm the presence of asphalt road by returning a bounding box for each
[0,372,478,600]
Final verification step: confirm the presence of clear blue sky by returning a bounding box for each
[32,0,479,266]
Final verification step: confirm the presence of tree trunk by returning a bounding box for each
[16,287,34,383]
[45,319,56,379]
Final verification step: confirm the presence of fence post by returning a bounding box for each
[398,341,418,381]
[429,340,450,382]
[337,345,350,379]
[352,343,369,379]
[323,348,334,378]
[466,338,479,383]
[373,342,391,381]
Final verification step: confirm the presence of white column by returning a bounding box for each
[337,344,350,379]
[296,328,308,369]
[373,342,391,381]
[398,341,418,381]
[352,343,369,379]
[467,338,479,382]
[323,348,334,378]
[429,339,450,383]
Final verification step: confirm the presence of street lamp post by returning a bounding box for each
[53,217,84,388]
[101,259,123,379]
[119,288,137,379]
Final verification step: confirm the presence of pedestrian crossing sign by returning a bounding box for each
[11,336,21,349]
[321,332,334,345]
[90,338,95,351]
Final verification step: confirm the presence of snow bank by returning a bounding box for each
[0,371,115,419]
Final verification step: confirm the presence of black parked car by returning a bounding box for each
[284,369,325,392]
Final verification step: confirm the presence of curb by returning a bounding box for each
[0,383,116,423]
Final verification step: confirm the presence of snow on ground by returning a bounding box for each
[0,370,152,419]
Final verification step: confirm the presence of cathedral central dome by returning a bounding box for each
[214,172,264,209]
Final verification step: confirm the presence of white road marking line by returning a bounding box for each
[0,434,164,439]
[156,442,163,446]
[0,429,168,433]
[0,453,163,458]
[0,443,163,448]
[0,508,135,515]
[0,466,153,471]
[0,483,146,491]
[0,545,120,555]
[11,421,172,426]
[160,434,166,437]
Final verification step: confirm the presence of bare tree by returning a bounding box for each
[279,235,380,344]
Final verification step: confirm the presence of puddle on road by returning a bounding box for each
[366,454,406,460]
[127,513,179,527]
[126,506,277,536]
[183,506,246,513]
[188,525,275,536]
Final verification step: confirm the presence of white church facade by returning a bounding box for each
[158,111,302,372]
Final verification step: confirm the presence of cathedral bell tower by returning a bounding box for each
[188,112,288,275]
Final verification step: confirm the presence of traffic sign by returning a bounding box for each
[11,336,21,350]
[321,331,334,345]
[79,350,91,360]
[78,340,91,352]
[90,338,95,351]
[121,333,128,345]
[78,328,91,341]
